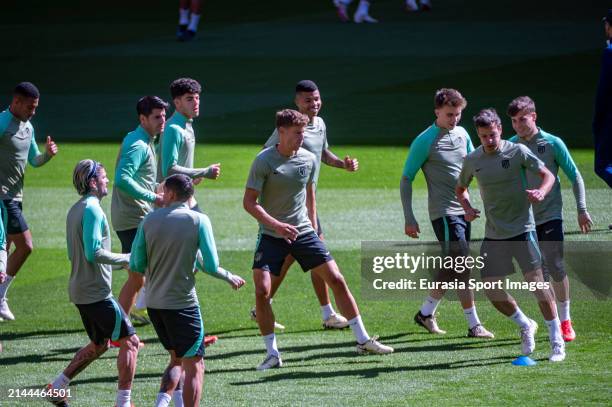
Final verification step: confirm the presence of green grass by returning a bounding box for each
[1,143,611,406]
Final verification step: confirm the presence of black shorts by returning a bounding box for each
[536,219,565,282]
[253,231,333,276]
[76,297,135,345]
[2,199,29,234]
[480,231,542,278]
[148,306,205,358]
[116,228,138,254]
[431,215,471,256]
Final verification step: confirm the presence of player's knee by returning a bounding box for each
[326,272,347,290]
[254,284,271,300]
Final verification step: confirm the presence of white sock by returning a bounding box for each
[321,303,335,321]
[406,0,418,9]
[545,317,563,344]
[263,333,280,357]
[155,392,172,407]
[51,373,70,389]
[178,8,189,25]
[510,308,531,329]
[135,287,146,310]
[269,298,273,305]
[558,300,570,322]
[188,14,201,32]
[0,274,14,300]
[348,315,370,344]
[173,390,183,407]
[356,0,370,14]
[463,306,481,329]
[116,389,131,407]
[420,296,440,317]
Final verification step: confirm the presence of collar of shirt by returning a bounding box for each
[171,111,193,128]
[134,125,156,145]
[167,201,190,210]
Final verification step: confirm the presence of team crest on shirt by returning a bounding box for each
[501,159,510,169]
[298,166,306,177]
[537,145,546,154]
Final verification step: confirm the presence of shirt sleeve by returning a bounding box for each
[263,129,280,148]
[466,133,475,153]
[129,220,148,273]
[245,155,268,192]
[457,156,474,188]
[551,136,587,212]
[195,214,222,277]
[82,203,130,266]
[161,125,183,178]
[401,133,431,181]
[519,144,545,174]
[115,141,156,202]
[27,127,51,167]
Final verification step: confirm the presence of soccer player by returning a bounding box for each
[405,0,432,12]
[333,0,378,23]
[111,96,166,323]
[244,109,393,370]
[0,202,6,288]
[159,77,220,204]
[593,9,612,190]
[456,108,566,362]
[130,174,245,407]
[177,0,202,41]
[47,160,139,407]
[0,82,58,321]
[401,89,493,338]
[252,80,359,330]
[507,96,592,342]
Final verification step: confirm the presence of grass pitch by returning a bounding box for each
[0,144,611,406]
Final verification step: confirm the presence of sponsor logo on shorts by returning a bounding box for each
[254,252,262,262]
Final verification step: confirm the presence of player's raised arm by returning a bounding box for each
[321,148,358,171]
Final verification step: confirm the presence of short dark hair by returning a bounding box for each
[164,174,194,201]
[136,96,168,117]
[473,108,502,128]
[275,109,309,129]
[434,88,467,109]
[295,80,319,93]
[507,96,536,117]
[14,82,40,99]
[170,78,202,99]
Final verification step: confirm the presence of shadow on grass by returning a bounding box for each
[0,328,83,341]
[230,356,514,385]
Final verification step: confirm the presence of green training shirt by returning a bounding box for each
[130,202,234,309]
[111,125,158,232]
[509,129,587,225]
[246,146,316,238]
[0,109,51,201]
[264,116,328,184]
[66,196,129,305]
[401,123,474,225]
[158,111,213,181]
[458,140,545,239]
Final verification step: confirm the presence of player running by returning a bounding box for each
[111,96,167,324]
[130,174,245,407]
[507,96,592,342]
[47,160,139,407]
[402,88,494,338]
[456,108,566,362]
[0,82,58,321]
[244,109,393,371]
[250,80,359,331]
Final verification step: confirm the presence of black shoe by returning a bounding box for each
[178,29,196,42]
[176,24,188,40]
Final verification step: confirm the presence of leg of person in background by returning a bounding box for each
[354,0,378,23]
[179,0,202,42]
[333,0,352,22]
[177,0,191,39]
